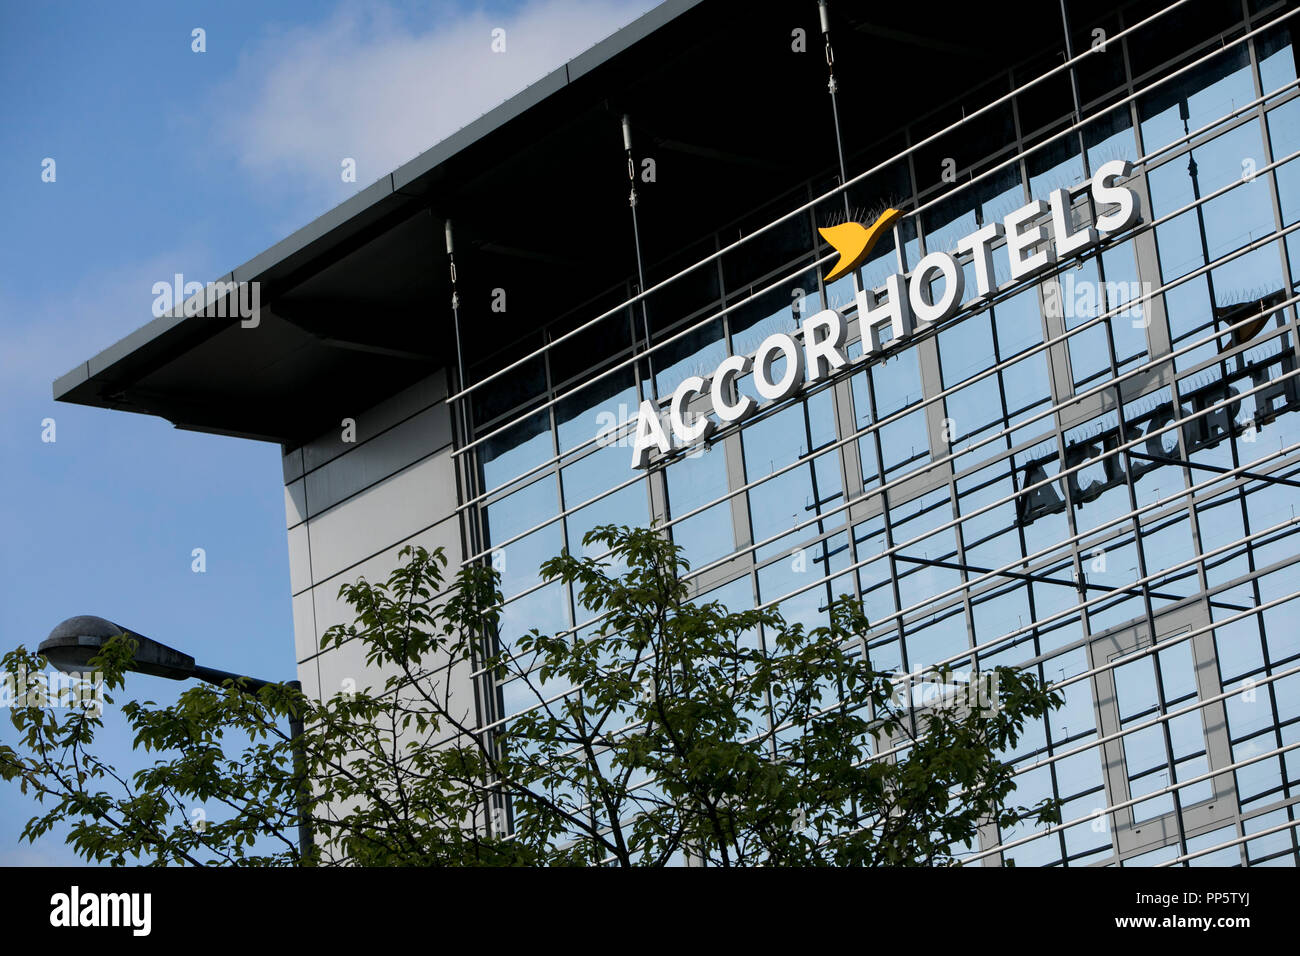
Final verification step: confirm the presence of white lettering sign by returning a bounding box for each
[630,159,1140,469]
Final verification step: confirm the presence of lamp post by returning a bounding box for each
[39,615,315,863]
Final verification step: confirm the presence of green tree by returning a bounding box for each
[0,525,1061,866]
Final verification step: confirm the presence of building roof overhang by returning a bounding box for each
[54,0,1089,446]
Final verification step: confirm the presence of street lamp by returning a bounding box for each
[40,615,315,862]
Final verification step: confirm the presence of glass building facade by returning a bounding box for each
[452,1,1300,865]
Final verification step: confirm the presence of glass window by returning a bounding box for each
[722,190,814,292]
[1014,443,1072,560]
[921,163,1022,257]
[891,490,963,614]
[665,442,733,572]
[497,581,570,663]
[730,269,817,361]
[904,610,969,672]
[1139,45,1254,154]
[1045,647,1094,743]
[1027,130,1086,198]
[1214,614,1266,684]
[479,408,553,494]
[1113,647,1204,823]
[1149,121,1274,283]
[867,345,931,479]
[971,584,1031,660]
[470,345,545,426]
[1256,23,1299,98]
[1084,103,1137,173]
[1062,258,1113,389]
[743,396,844,559]
[1098,239,1149,370]
[645,236,721,344]
[555,365,637,457]
[1267,99,1300,226]
[484,475,564,600]
[853,516,897,639]
[652,315,726,399]
[991,282,1044,359]
[561,442,647,562]
[939,312,996,388]
[957,461,1021,567]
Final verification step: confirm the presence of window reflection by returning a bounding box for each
[479,408,553,494]
[1139,46,1254,154]
[562,443,647,562]
[665,443,733,571]
[459,17,1300,865]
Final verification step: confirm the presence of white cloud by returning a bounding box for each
[215,0,661,209]
[7,1,663,398]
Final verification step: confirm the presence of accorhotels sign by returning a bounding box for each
[630,158,1141,469]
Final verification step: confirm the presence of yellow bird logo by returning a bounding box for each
[818,207,904,282]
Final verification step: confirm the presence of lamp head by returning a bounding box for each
[40,616,196,680]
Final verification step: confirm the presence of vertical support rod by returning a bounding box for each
[624,115,657,397]
[820,0,852,221]
[445,219,501,838]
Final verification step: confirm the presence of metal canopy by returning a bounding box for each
[53,0,1073,447]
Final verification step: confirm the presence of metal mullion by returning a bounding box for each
[473,280,1300,697]
[713,229,759,621]
[486,542,1300,779]
[867,591,1300,772]
[980,282,1035,668]
[530,322,577,641]
[1039,265,1093,637]
[964,739,1300,864]
[886,126,920,709]
[457,225,1300,587]
[779,494,1300,705]
[818,659,1300,862]
[864,358,909,689]
[1254,64,1300,417]
[731,518,1300,760]
[1250,34,1300,802]
[1155,815,1300,866]
[716,220,777,757]
[479,376,1300,677]
[1093,218,1188,854]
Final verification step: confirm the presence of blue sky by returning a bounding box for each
[0,0,658,865]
